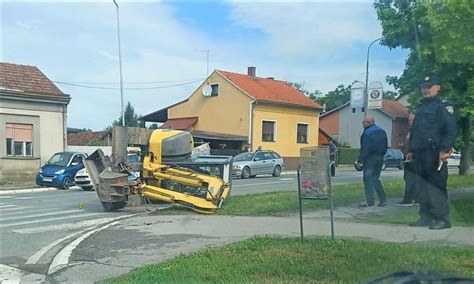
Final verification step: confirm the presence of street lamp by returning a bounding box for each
[364,37,383,118]
[194,49,210,77]
[113,0,125,126]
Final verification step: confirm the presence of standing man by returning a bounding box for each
[407,76,457,230]
[357,116,388,207]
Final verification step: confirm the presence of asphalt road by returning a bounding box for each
[0,166,463,282]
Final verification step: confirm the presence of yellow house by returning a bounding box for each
[141,67,322,169]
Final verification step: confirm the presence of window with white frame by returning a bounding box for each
[6,123,33,156]
[297,123,309,144]
[262,121,276,142]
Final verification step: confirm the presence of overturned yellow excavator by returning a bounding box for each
[84,129,232,213]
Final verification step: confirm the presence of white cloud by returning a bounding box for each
[227,1,382,58]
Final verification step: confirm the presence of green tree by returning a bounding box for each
[105,101,140,131]
[375,0,474,175]
[148,123,159,130]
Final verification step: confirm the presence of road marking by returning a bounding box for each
[26,230,86,265]
[1,208,53,217]
[48,214,140,275]
[233,180,294,188]
[0,206,33,212]
[13,217,125,234]
[0,196,13,199]
[0,204,18,209]
[279,178,294,181]
[0,213,99,228]
[1,209,84,222]
[28,215,134,265]
[13,192,92,200]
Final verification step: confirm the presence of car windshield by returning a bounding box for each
[127,154,140,163]
[47,152,73,167]
[234,152,254,162]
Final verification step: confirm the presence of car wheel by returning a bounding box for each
[81,186,94,191]
[62,177,71,190]
[272,165,281,177]
[381,163,386,170]
[241,167,251,179]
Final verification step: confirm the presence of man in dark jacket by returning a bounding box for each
[357,117,388,207]
[406,76,457,230]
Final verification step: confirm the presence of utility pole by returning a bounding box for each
[113,0,125,126]
[364,37,383,118]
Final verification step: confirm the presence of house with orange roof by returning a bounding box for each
[141,67,323,169]
[319,99,410,152]
[0,62,71,179]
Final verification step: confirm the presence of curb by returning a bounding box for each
[0,187,58,195]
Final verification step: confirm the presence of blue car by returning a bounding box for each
[36,152,88,189]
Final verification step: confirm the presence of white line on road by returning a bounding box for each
[13,192,92,200]
[0,213,100,228]
[1,209,84,222]
[13,217,126,234]
[28,215,134,265]
[0,206,33,212]
[233,180,294,188]
[0,204,18,209]
[1,208,55,217]
[26,230,85,265]
[0,196,13,199]
[279,178,294,181]
[48,214,140,275]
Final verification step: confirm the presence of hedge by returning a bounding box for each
[337,148,359,165]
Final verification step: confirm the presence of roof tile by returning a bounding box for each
[217,70,321,109]
[67,131,110,146]
[0,62,64,96]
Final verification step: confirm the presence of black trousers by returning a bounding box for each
[413,149,449,222]
[402,161,416,203]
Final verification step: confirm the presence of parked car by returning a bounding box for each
[36,152,88,189]
[74,153,141,191]
[233,151,285,179]
[382,148,405,170]
[447,150,461,168]
[355,148,405,171]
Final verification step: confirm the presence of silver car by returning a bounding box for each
[232,151,285,179]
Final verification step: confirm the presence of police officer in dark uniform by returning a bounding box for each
[406,76,457,230]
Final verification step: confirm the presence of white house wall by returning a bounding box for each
[338,107,393,148]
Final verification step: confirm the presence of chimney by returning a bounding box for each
[247,66,256,77]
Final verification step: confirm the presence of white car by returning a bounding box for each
[74,168,94,191]
[447,151,461,168]
[75,153,141,191]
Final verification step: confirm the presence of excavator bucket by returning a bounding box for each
[84,149,129,211]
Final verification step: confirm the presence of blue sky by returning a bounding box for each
[1,0,409,130]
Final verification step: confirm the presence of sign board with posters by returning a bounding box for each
[298,146,335,241]
[299,147,331,199]
[350,81,365,109]
[368,81,383,109]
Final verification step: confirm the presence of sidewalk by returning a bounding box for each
[50,201,474,283]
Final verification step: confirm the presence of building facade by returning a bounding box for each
[0,62,70,179]
[141,67,322,168]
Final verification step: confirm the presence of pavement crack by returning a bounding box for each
[74,259,134,269]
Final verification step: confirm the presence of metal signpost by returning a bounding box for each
[368,81,383,110]
[298,146,335,242]
[350,81,365,111]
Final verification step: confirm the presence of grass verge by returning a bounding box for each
[159,175,473,216]
[101,237,474,284]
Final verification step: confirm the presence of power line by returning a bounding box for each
[52,79,204,90]
[52,78,205,85]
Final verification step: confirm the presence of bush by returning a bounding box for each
[337,148,359,165]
